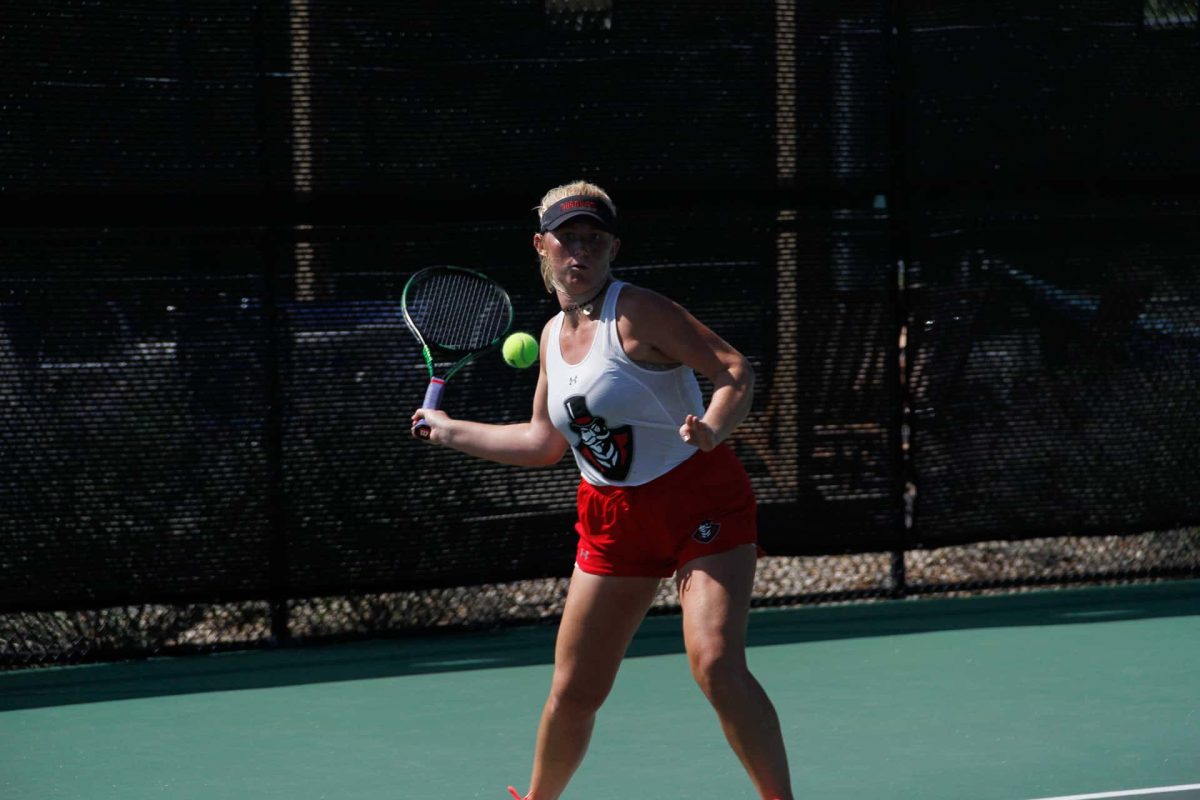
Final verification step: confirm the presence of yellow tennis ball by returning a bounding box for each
[502,332,539,369]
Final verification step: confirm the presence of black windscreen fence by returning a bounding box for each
[2,1,1198,666]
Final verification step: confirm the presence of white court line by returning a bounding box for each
[1026,785,1200,800]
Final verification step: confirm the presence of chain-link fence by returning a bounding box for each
[2,1,1198,667]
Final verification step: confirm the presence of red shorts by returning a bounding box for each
[573,443,759,578]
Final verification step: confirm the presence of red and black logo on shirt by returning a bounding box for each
[564,395,633,481]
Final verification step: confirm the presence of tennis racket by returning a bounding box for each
[403,265,514,439]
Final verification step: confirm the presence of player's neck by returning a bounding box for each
[560,276,611,318]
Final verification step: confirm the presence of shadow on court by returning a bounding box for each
[3,579,1196,713]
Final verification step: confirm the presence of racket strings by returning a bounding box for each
[411,272,510,350]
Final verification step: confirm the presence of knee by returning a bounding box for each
[547,672,612,718]
[688,644,748,702]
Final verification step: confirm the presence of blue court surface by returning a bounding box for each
[2,581,1197,799]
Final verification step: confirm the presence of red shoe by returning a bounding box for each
[507,787,526,800]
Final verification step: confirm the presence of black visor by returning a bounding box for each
[538,194,617,233]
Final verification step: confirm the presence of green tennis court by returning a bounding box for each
[3,580,1197,799]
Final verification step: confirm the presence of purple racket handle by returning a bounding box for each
[413,378,446,439]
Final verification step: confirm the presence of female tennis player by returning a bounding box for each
[411,180,793,800]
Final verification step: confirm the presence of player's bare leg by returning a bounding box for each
[676,543,793,800]
[524,567,660,800]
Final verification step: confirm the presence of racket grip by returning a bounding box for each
[421,378,445,409]
[412,378,445,439]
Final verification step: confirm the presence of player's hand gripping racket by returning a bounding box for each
[403,265,514,439]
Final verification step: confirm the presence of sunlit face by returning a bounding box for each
[533,219,620,295]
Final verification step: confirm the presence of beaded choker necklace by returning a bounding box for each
[563,277,611,317]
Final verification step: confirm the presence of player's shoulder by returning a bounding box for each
[616,282,685,320]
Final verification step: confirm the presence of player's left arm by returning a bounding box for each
[620,287,754,450]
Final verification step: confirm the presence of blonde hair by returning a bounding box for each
[535,180,616,293]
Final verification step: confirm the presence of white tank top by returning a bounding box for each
[546,281,704,486]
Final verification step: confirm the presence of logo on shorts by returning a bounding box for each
[564,395,633,481]
[692,520,721,543]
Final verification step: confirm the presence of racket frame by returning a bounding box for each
[401,265,514,437]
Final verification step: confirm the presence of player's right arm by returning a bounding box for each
[411,320,568,467]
